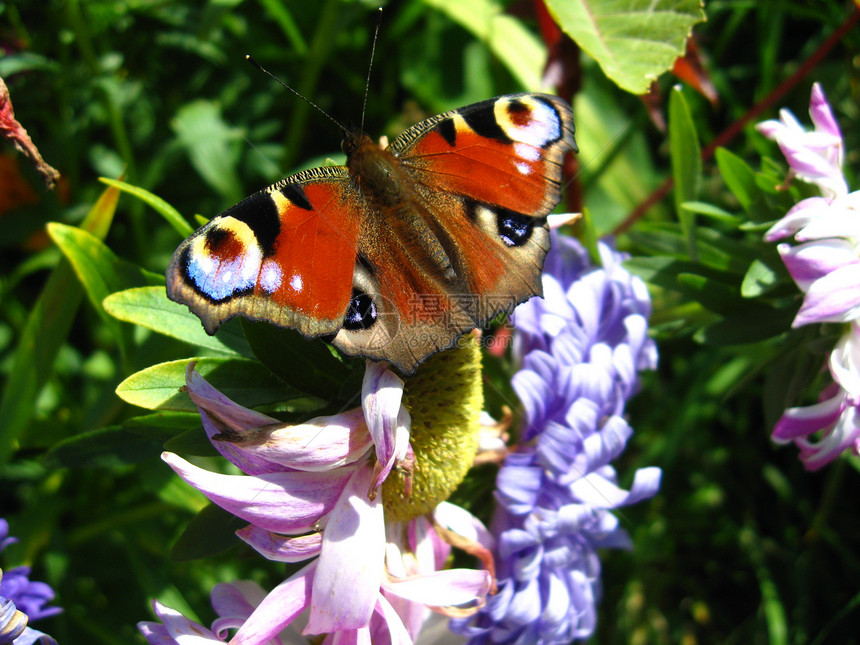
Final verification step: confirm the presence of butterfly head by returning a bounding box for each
[343,130,406,207]
[341,128,374,156]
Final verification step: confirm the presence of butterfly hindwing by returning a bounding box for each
[331,93,575,371]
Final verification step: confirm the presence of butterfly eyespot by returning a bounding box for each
[465,200,538,248]
[495,96,562,148]
[182,225,262,303]
[497,209,535,247]
[204,227,232,253]
[505,99,532,125]
[343,291,378,331]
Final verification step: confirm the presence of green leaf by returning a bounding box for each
[546,0,705,94]
[680,201,741,225]
[257,0,308,55]
[763,335,828,428]
[741,258,781,298]
[171,504,244,561]
[48,221,147,371]
[240,320,354,400]
[172,100,244,203]
[669,87,702,259]
[122,411,203,440]
[574,84,663,230]
[48,223,162,302]
[627,222,752,274]
[422,0,546,90]
[42,426,165,468]
[676,273,741,315]
[99,177,194,238]
[715,147,757,212]
[47,223,123,323]
[103,287,252,356]
[116,358,296,411]
[0,183,120,464]
[624,256,703,288]
[164,428,222,457]
[0,52,62,76]
[699,306,796,345]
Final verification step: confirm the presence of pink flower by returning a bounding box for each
[756,82,846,199]
[772,323,860,469]
[141,361,491,644]
[760,84,860,328]
[772,202,860,327]
[761,83,860,469]
[764,191,860,244]
[138,582,302,644]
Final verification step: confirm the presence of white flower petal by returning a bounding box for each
[236,526,322,563]
[230,562,317,645]
[829,325,860,396]
[306,464,385,634]
[433,502,494,551]
[362,361,410,489]
[778,239,857,290]
[161,452,349,533]
[384,569,492,607]
[793,264,860,326]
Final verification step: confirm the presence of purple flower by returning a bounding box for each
[756,82,846,199]
[0,521,60,645]
[138,581,301,644]
[450,234,661,643]
[760,84,860,327]
[771,322,860,470]
[765,191,860,327]
[141,361,491,644]
[760,83,860,468]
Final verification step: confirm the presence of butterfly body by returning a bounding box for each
[167,93,576,374]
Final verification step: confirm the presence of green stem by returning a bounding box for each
[281,0,344,171]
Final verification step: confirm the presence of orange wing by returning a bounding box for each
[331,94,576,372]
[167,166,363,337]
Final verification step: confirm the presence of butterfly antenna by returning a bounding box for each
[245,55,347,133]
[360,7,384,134]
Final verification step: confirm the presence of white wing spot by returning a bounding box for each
[515,142,540,161]
[260,261,283,293]
[290,273,303,293]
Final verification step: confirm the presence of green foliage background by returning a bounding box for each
[1,1,859,643]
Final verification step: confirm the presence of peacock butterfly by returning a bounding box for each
[166,93,576,374]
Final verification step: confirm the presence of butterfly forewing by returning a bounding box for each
[390,94,575,215]
[167,167,363,337]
